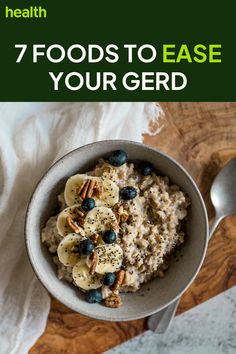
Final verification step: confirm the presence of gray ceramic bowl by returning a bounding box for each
[25,140,208,321]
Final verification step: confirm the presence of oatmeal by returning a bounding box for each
[41,150,190,307]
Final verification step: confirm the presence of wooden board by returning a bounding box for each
[29,102,236,354]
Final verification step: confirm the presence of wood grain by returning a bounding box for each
[29,102,236,354]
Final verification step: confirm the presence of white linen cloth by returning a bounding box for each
[0,102,163,354]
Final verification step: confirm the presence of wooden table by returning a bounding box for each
[30,102,236,354]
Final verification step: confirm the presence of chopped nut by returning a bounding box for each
[89,251,98,275]
[104,293,122,308]
[113,202,120,213]
[113,203,129,224]
[90,233,99,244]
[93,180,103,198]
[79,219,85,227]
[110,221,120,232]
[113,203,121,222]
[120,212,129,222]
[111,270,125,291]
[66,216,81,233]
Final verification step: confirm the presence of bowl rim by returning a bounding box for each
[25,139,208,321]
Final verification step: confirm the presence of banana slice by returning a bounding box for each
[64,174,119,208]
[64,174,90,206]
[57,205,85,237]
[57,233,85,266]
[96,178,119,208]
[72,262,103,290]
[84,206,118,236]
[91,244,123,274]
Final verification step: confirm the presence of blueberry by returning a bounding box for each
[81,198,95,211]
[120,186,137,200]
[108,150,127,167]
[85,289,102,303]
[103,272,116,286]
[138,161,153,176]
[79,239,95,256]
[103,230,117,244]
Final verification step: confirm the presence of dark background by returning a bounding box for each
[0,0,235,101]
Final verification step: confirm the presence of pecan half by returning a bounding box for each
[87,179,96,198]
[89,251,98,275]
[77,179,102,199]
[111,270,125,291]
[66,216,81,233]
[76,180,86,195]
[104,294,122,308]
[80,180,91,199]
[74,208,84,217]
[73,208,85,227]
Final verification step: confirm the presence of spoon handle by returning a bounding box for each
[148,216,222,334]
[147,298,180,333]
[209,216,223,240]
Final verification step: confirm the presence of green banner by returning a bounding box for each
[0,1,235,101]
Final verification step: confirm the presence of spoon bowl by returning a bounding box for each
[211,157,236,218]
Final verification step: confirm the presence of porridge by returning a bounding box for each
[42,150,190,307]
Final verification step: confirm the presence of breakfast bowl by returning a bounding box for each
[25,140,208,321]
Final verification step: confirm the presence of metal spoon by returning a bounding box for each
[148,157,236,333]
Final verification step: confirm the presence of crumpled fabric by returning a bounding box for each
[0,102,163,354]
